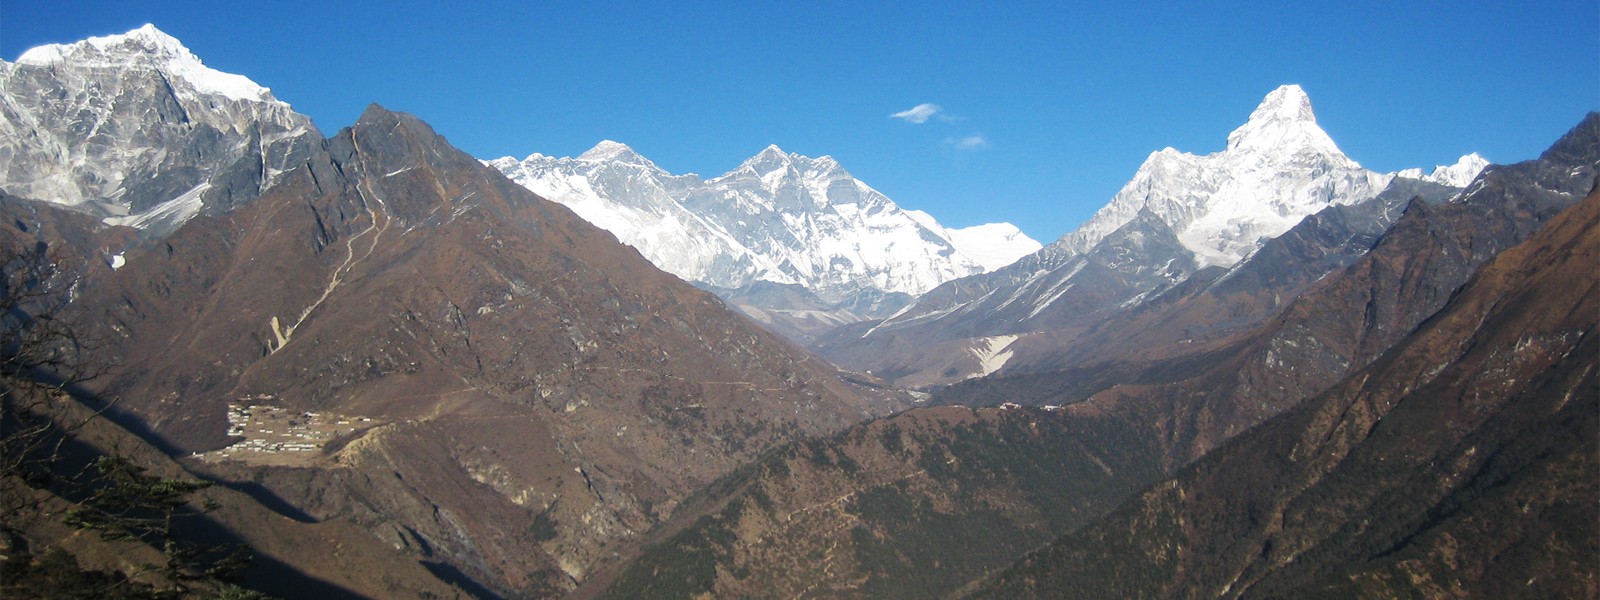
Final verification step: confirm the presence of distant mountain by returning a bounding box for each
[0,25,321,236]
[944,112,1597,467]
[1397,152,1491,187]
[943,221,1043,271]
[971,179,1598,600]
[70,105,906,597]
[1065,84,1395,268]
[581,113,1598,600]
[487,142,1040,320]
[820,85,1482,387]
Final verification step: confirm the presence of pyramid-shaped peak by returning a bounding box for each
[1225,84,1348,161]
[1248,84,1316,125]
[735,145,849,179]
[352,104,446,147]
[123,23,184,47]
[737,144,797,175]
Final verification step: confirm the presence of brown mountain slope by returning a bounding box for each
[1010,177,1457,372]
[570,114,1599,600]
[67,105,903,596]
[941,113,1598,468]
[0,193,139,293]
[2,395,462,598]
[575,404,1164,599]
[970,187,1600,599]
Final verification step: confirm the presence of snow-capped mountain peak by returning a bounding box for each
[16,23,277,105]
[491,143,1041,312]
[577,140,659,168]
[1048,85,1390,268]
[3,25,320,236]
[737,144,801,175]
[1224,84,1352,166]
[1395,152,1490,187]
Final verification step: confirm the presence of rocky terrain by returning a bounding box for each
[61,105,906,597]
[2,25,1591,600]
[0,25,321,237]
[569,115,1598,599]
[972,181,1598,600]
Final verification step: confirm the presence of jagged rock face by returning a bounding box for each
[820,86,1476,387]
[489,143,1040,314]
[71,106,904,596]
[972,187,1599,600]
[0,25,321,236]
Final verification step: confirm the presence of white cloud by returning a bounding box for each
[945,134,990,150]
[890,103,941,124]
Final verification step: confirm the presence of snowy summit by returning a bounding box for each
[490,143,1040,306]
[1,25,318,234]
[1053,84,1394,268]
[17,24,278,104]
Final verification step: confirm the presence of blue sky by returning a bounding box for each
[5,1,1595,242]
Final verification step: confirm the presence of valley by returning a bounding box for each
[0,21,1592,600]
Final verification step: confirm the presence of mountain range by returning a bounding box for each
[488,141,1040,341]
[816,84,1489,387]
[580,110,1599,600]
[1,24,1591,600]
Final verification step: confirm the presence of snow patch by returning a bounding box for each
[104,182,210,229]
[968,334,1020,378]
